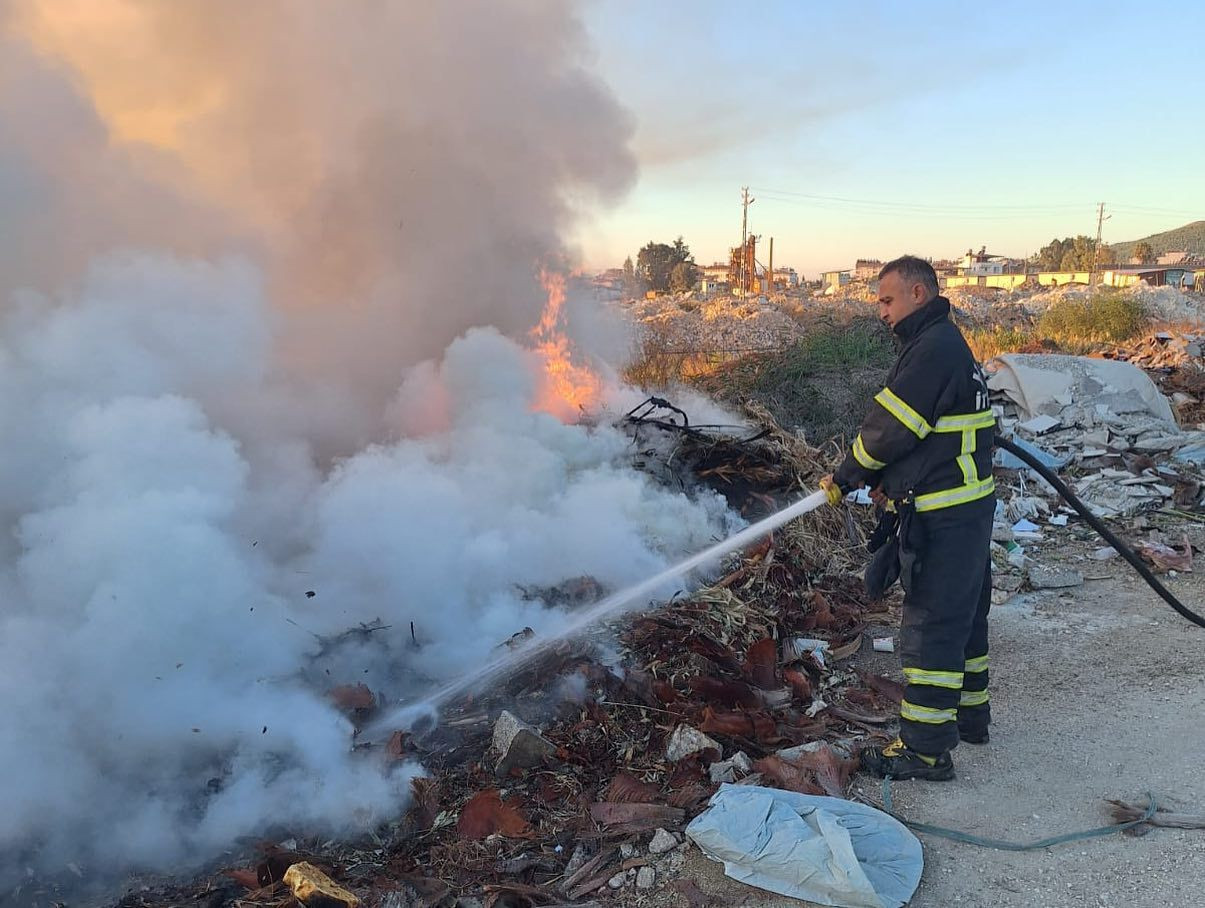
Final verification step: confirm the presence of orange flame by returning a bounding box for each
[530,268,602,420]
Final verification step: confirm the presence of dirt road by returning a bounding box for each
[664,563,1205,907]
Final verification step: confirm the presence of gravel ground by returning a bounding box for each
[653,562,1205,907]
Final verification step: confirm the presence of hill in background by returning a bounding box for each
[1112,220,1205,260]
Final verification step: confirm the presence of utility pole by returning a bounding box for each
[1089,201,1108,286]
[739,186,754,296]
[768,236,774,294]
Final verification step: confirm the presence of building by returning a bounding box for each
[854,259,882,280]
[820,269,852,294]
[944,273,1031,291]
[1100,267,1199,289]
[770,267,800,289]
[1037,271,1092,286]
[958,247,1013,276]
[1157,251,1192,266]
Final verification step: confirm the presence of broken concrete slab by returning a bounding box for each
[1018,414,1062,435]
[492,710,556,776]
[1028,566,1084,590]
[665,725,721,762]
[709,751,753,783]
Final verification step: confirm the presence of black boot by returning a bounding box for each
[861,737,954,781]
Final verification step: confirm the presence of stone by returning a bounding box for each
[619,842,636,859]
[1028,566,1084,590]
[665,725,720,761]
[492,710,556,776]
[636,866,656,890]
[707,750,753,783]
[648,828,678,855]
[607,872,627,890]
[562,843,591,879]
[776,739,853,761]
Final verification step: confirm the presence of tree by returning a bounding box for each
[1038,235,1114,271]
[636,236,696,293]
[669,261,699,293]
[622,255,643,296]
[1133,241,1156,265]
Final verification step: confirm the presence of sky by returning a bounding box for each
[575,0,1205,277]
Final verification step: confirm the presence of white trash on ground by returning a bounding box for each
[685,784,923,908]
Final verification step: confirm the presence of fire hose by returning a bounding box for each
[993,433,1205,628]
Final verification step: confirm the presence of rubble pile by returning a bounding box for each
[109,407,898,908]
[986,352,1205,595]
[623,293,803,351]
[1103,330,1205,426]
[1017,282,1205,322]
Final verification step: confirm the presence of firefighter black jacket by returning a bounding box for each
[833,296,995,511]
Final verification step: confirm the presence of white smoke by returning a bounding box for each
[0,0,744,885]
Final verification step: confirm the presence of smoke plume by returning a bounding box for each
[0,0,743,889]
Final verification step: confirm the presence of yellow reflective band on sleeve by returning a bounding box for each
[960,690,990,707]
[900,700,957,725]
[903,667,965,689]
[956,425,977,484]
[914,476,996,512]
[874,388,933,439]
[933,410,996,432]
[852,435,887,470]
[964,655,989,673]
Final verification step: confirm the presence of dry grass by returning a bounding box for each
[966,293,1151,361]
[695,318,893,443]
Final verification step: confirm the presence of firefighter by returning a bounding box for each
[822,255,995,781]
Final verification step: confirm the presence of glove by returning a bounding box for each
[819,475,847,506]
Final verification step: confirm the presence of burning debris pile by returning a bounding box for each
[102,406,899,908]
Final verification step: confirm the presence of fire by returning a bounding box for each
[530,268,602,420]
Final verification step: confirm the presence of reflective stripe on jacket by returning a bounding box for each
[834,296,996,511]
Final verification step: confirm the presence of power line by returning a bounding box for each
[752,194,1084,221]
[750,187,1088,213]
[752,187,1202,220]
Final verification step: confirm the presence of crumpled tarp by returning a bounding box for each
[985,354,1175,426]
[685,784,922,908]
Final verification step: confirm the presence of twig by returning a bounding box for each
[598,701,679,717]
[1108,799,1205,829]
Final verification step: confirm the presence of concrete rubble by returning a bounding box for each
[665,724,722,762]
[708,751,753,783]
[984,350,1205,597]
[987,353,1205,518]
[648,828,680,855]
[491,710,557,776]
[623,292,803,352]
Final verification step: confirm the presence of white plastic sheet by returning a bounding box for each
[686,784,922,908]
[985,354,1175,426]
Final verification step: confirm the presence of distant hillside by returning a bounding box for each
[1112,220,1205,260]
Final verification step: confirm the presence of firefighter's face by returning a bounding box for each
[877,271,931,328]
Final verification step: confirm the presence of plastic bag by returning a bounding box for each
[686,784,922,908]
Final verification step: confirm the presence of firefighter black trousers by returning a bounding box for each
[898,494,994,755]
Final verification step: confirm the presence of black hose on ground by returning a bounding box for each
[994,433,1205,628]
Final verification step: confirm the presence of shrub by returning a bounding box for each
[1037,293,1147,345]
